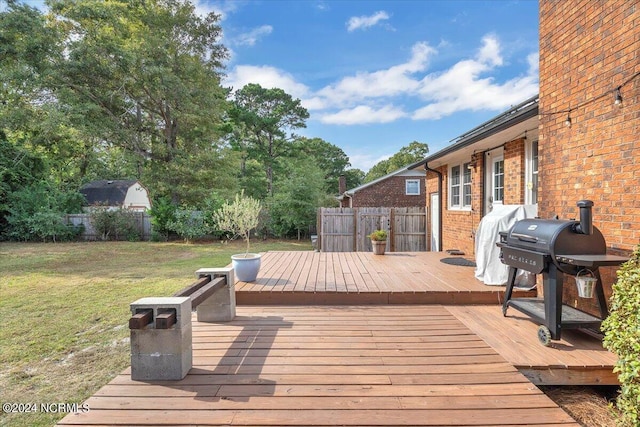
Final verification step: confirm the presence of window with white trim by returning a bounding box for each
[493,159,504,204]
[405,179,420,195]
[525,140,539,204]
[449,163,472,209]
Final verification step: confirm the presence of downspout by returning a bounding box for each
[424,162,443,251]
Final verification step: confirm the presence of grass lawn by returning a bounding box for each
[0,239,311,427]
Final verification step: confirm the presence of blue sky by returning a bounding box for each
[207,0,540,172]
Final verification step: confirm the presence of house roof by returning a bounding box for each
[410,95,539,169]
[340,165,425,198]
[80,180,138,206]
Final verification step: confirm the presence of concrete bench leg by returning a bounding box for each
[130,297,192,381]
[194,268,236,322]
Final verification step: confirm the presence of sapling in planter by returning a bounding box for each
[213,191,263,281]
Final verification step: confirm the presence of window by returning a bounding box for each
[450,165,461,206]
[463,164,472,206]
[405,179,420,195]
[449,163,472,209]
[526,140,539,204]
[493,159,504,203]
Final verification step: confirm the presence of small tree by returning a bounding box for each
[212,191,261,256]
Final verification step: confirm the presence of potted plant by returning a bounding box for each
[369,229,388,255]
[212,191,263,282]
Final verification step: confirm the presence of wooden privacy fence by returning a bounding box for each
[65,212,152,241]
[318,207,426,252]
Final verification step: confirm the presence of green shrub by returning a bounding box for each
[369,229,388,241]
[602,245,640,427]
[148,197,177,241]
[89,208,140,241]
[4,183,84,242]
[167,209,209,243]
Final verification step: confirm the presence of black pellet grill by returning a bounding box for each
[498,200,628,346]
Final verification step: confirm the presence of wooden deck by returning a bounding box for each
[58,306,580,426]
[57,250,617,426]
[235,251,617,386]
[235,251,536,305]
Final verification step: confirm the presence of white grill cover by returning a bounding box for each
[474,205,538,285]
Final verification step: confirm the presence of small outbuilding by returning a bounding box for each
[80,180,151,212]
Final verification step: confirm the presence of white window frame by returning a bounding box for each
[449,163,472,210]
[493,158,505,205]
[405,179,420,196]
[525,139,539,205]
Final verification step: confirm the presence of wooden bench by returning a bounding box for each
[128,273,228,330]
[128,268,235,381]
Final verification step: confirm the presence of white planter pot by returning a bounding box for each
[231,253,262,282]
[371,240,387,255]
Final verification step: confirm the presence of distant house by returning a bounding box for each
[337,166,426,208]
[80,180,151,212]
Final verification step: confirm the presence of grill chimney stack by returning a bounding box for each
[575,200,594,235]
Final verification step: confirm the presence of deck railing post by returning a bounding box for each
[194,268,236,322]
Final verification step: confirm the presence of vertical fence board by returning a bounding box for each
[319,207,425,252]
[319,208,355,252]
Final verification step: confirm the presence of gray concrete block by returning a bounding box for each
[131,325,192,355]
[194,268,236,322]
[131,351,192,381]
[129,297,193,381]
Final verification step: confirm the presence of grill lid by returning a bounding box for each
[504,218,606,258]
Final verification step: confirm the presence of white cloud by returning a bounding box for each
[477,34,503,66]
[347,152,393,172]
[412,35,538,120]
[223,65,310,98]
[199,0,242,20]
[235,25,273,46]
[317,42,436,106]
[527,52,539,75]
[320,105,406,125]
[347,11,390,32]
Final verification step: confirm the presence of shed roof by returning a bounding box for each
[80,180,138,206]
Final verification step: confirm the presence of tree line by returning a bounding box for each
[0,0,427,241]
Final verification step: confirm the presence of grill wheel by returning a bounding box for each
[537,325,552,346]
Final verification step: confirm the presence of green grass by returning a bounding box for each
[0,240,311,427]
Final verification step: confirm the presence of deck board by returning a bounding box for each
[57,306,580,427]
[447,305,618,385]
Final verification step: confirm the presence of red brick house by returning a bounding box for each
[410,0,638,315]
[337,166,426,208]
[413,95,539,257]
[538,0,639,313]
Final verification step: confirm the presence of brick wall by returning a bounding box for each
[504,138,526,205]
[539,0,639,312]
[351,175,425,208]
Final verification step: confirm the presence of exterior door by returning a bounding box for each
[485,148,504,214]
[430,192,440,251]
